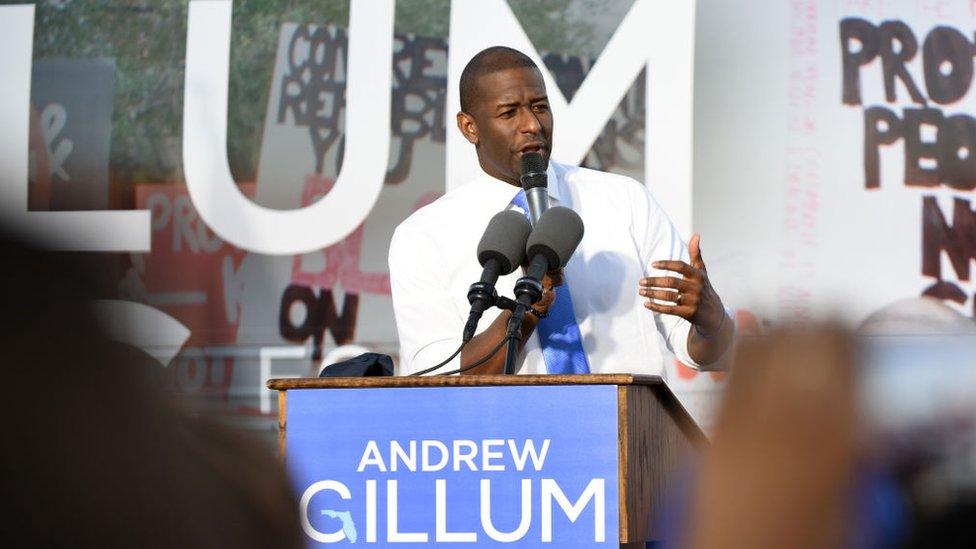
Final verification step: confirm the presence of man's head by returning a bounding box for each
[456,46,552,186]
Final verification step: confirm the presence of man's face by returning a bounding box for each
[457,67,552,185]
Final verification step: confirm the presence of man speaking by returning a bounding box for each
[389,46,733,375]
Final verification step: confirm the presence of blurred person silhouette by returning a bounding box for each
[859,296,976,337]
[683,327,860,549]
[0,228,302,548]
[859,297,976,549]
[672,301,976,549]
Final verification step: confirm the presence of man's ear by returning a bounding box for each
[456,111,479,145]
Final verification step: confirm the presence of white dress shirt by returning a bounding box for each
[389,161,706,375]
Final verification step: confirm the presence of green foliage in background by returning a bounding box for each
[228,1,350,182]
[25,0,354,183]
[509,0,602,60]
[16,0,619,184]
[30,1,190,183]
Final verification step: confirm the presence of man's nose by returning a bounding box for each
[518,107,542,133]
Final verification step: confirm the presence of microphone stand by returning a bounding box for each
[465,284,530,374]
[503,275,544,375]
[464,281,497,342]
[503,306,525,375]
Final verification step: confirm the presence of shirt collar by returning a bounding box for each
[475,161,564,205]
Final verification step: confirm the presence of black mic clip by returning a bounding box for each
[495,295,518,312]
[514,275,543,306]
[507,275,543,336]
[462,281,499,343]
[466,281,498,309]
[502,275,545,375]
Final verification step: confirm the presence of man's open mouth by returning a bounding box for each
[519,143,546,155]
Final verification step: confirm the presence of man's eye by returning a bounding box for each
[533,104,549,112]
[501,110,516,117]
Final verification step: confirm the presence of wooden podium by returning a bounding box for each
[268,374,706,548]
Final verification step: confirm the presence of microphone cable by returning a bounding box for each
[408,341,467,377]
[436,335,508,376]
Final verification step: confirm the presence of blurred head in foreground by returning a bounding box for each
[682,301,976,549]
[859,297,976,549]
[859,296,976,336]
[687,327,859,549]
[0,229,301,548]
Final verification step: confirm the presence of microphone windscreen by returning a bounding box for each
[526,206,584,268]
[519,152,548,190]
[477,210,532,274]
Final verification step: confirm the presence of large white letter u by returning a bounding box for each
[183,0,394,255]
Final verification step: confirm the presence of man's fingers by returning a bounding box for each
[689,233,705,269]
[640,288,680,303]
[651,260,698,278]
[639,276,694,292]
[643,300,692,318]
[544,269,564,288]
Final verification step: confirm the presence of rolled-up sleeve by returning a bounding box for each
[388,224,463,375]
[630,183,706,370]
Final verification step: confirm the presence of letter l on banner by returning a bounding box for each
[0,4,150,251]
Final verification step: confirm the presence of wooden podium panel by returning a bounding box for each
[269,374,706,546]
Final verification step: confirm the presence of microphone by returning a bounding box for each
[503,206,585,374]
[463,210,532,342]
[515,206,585,308]
[519,152,549,225]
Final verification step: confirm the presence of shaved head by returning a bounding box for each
[459,46,540,113]
[455,46,552,186]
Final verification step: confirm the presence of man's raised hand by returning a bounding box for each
[639,233,725,335]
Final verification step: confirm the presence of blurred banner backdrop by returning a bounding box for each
[2,0,974,432]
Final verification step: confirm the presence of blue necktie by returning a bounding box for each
[511,190,591,374]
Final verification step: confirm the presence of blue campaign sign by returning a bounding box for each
[286,384,619,547]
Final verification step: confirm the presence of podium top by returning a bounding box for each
[267,373,664,391]
[269,373,707,460]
